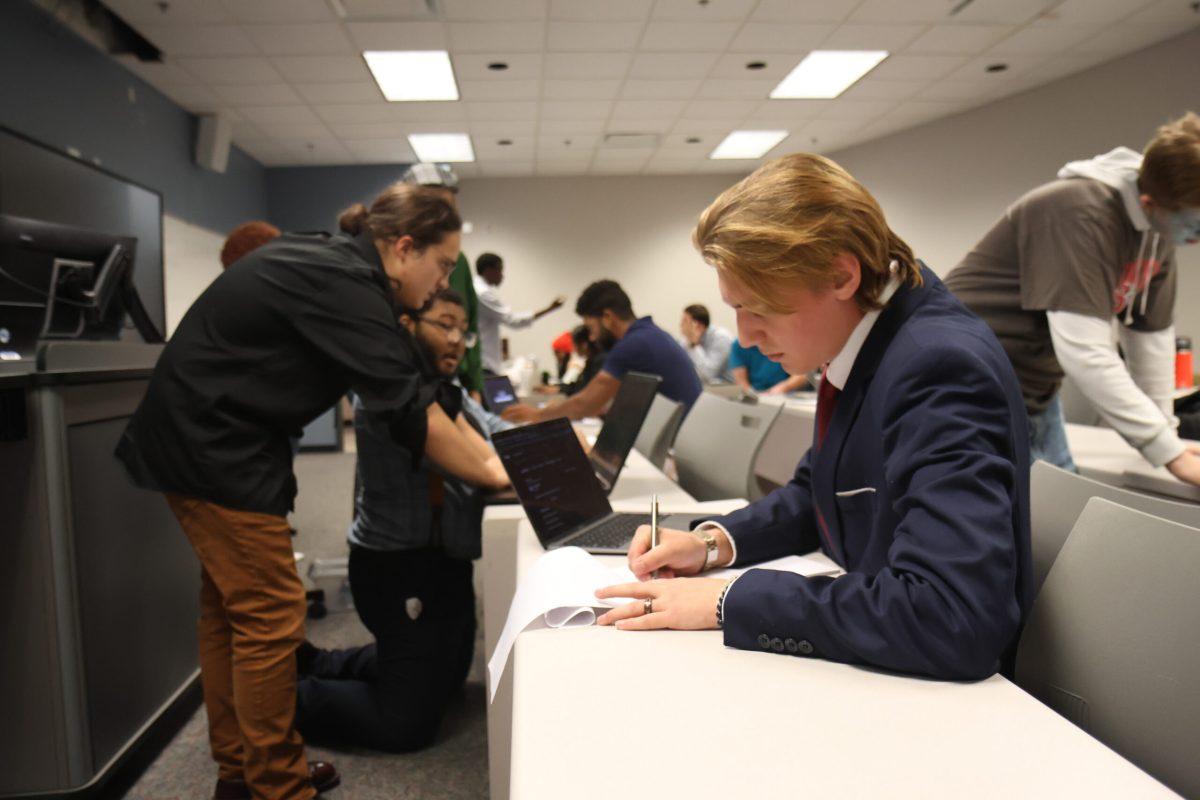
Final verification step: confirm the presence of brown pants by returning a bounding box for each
[167,494,314,800]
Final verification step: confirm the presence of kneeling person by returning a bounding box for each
[296,288,501,752]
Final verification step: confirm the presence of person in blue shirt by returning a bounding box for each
[502,280,701,423]
[729,340,811,394]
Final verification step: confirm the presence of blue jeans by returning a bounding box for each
[1028,395,1078,472]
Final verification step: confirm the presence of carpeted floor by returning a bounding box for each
[121,440,490,799]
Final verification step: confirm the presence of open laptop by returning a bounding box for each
[492,416,705,554]
[483,375,518,413]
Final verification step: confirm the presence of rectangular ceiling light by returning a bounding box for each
[770,50,889,99]
[408,133,475,163]
[710,130,789,160]
[364,50,459,101]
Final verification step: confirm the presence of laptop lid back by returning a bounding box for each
[483,375,518,412]
[492,417,613,547]
[589,371,662,490]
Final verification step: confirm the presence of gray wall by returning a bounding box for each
[266,165,413,233]
[0,0,267,234]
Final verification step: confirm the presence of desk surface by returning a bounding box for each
[483,447,1177,799]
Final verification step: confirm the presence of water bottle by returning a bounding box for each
[1176,336,1194,390]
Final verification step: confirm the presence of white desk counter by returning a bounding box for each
[481,448,1177,800]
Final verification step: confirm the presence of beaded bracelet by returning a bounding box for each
[716,580,733,628]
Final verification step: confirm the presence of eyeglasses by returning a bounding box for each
[420,317,477,348]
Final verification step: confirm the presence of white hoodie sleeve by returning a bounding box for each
[1047,310,1185,467]
[1117,324,1179,424]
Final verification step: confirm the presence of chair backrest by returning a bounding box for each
[672,393,782,501]
[1030,460,1200,598]
[633,394,684,470]
[752,407,813,492]
[1015,497,1200,798]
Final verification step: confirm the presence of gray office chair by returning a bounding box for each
[1029,461,1200,598]
[634,394,684,470]
[1015,497,1200,799]
[672,393,782,501]
[752,407,813,494]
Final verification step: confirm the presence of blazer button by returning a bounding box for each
[784,638,798,653]
[770,637,785,652]
[757,634,771,649]
[798,639,814,655]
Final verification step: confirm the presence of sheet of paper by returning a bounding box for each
[487,547,635,701]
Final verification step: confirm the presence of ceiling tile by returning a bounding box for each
[465,101,541,121]
[345,21,448,51]
[693,78,775,100]
[818,98,899,120]
[542,79,623,100]
[106,0,231,25]
[453,53,545,81]
[628,52,720,78]
[946,51,1048,81]
[212,83,304,106]
[235,139,295,166]
[540,100,614,120]
[544,52,632,78]
[177,57,282,85]
[989,24,1101,54]
[312,103,404,123]
[550,0,653,21]
[343,139,419,163]
[639,21,740,50]
[611,99,687,119]
[239,105,323,126]
[244,23,356,56]
[220,0,334,22]
[293,82,384,105]
[449,22,544,52]
[469,120,539,137]
[620,78,701,98]
[605,118,676,133]
[155,84,223,112]
[749,0,859,23]
[670,118,738,135]
[538,118,608,134]
[744,98,825,122]
[869,54,968,80]
[916,79,1003,102]
[950,0,1059,25]
[1043,0,1149,26]
[591,162,650,175]
[548,21,644,51]
[136,24,259,56]
[270,56,372,83]
[820,23,928,51]
[536,162,592,175]
[838,77,929,101]
[1129,0,1200,24]
[651,0,756,22]
[682,99,760,120]
[474,140,536,159]
[1074,18,1194,57]
[537,133,600,149]
[460,79,542,101]
[729,22,834,52]
[441,0,546,19]
[253,121,337,138]
[849,0,960,24]
[643,160,699,174]
[593,150,652,168]
[659,132,716,149]
[328,121,421,139]
[375,102,468,122]
[708,53,795,79]
[339,0,438,20]
[906,24,1013,54]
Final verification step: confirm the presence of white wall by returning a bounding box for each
[461,26,1200,367]
[162,213,224,335]
[458,173,747,367]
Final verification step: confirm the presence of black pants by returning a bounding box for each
[295,546,476,752]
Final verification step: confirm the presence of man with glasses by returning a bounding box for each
[294,288,506,752]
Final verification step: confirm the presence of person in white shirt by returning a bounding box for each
[472,252,564,375]
[679,303,734,383]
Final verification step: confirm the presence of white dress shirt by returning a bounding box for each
[474,275,535,374]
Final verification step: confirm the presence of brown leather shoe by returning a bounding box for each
[213,761,340,799]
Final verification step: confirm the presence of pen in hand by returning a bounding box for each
[650,493,659,579]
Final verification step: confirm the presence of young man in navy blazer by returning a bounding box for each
[597,154,1032,681]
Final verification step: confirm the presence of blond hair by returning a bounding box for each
[1140,111,1200,210]
[693,153,921,313]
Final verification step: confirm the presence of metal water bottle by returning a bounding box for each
[1176,336,1194,390]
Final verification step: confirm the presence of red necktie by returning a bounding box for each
[816,368,840,449]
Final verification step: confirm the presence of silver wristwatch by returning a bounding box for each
[694,528,720,572]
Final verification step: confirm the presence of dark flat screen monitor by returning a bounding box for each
[0,127,164,343]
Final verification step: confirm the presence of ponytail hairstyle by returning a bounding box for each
[692,153,921,313]
[338,182,461,250]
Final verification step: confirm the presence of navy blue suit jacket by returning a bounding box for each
[714,267,1032,681]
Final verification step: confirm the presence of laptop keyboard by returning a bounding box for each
[569,514,653,550]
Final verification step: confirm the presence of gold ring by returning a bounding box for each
[643,598,653,615]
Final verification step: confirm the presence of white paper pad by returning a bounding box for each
[486,546,843,701]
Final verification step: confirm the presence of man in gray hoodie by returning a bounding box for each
[946,112,1200,483]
